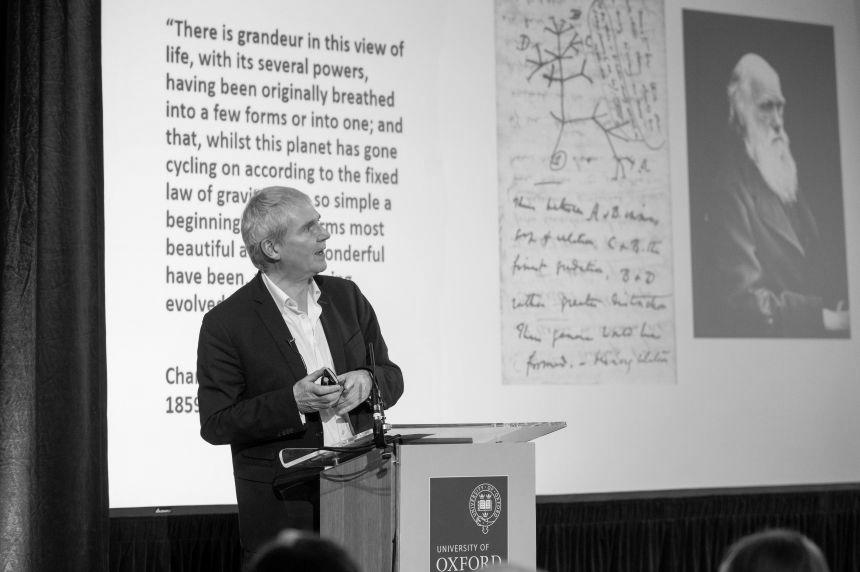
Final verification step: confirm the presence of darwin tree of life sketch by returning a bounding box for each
[496,0,675,385]
[520,3,664,180]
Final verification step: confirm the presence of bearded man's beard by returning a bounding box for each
[744,126,798,203]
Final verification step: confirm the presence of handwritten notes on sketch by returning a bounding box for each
[496,0,675,384]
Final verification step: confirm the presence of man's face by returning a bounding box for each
[270,198,330,281]
[738,60,798,202]
[743,67,787,148]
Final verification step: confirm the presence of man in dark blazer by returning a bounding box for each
[197,186,403,557]
[705,53,849,337]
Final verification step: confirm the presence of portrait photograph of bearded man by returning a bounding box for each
[684,10,851,338]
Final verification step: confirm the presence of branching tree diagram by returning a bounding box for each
[522,6,661,180]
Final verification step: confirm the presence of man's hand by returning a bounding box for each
[823,306,850,332]
[334,369,372,416]
[293,368,343,414]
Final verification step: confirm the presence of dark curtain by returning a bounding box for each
[537,490,860,572]
[110,513,242,572]
[105,489,860,572]
[0,0,108,570]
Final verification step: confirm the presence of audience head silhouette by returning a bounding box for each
[480,564,546,572]
[248,529,360,572]
[718,529,830,572]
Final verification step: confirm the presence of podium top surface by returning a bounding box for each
[278,421,566,470]
[386,421,566,445]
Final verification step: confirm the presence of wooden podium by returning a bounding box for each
[281,422,564,572]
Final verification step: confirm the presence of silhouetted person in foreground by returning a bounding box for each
[718,528,830,572]
[481,564,547,572]
[248,529,360,572]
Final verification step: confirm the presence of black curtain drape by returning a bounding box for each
[0,0,108,570]
[110,512,242,572]
[537,490,860,572]
[105,489,860,572]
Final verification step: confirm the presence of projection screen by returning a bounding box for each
[103,0,860,509]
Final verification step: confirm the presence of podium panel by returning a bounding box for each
[399,443,536,571]
[319,448,395,571]
[319,442,536,572]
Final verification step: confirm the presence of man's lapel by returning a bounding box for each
[251,273,307,379]
[742,156,806,257]
[754,187,806,257]
[317,280,347,375]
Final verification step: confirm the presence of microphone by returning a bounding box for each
[367,343,387,448]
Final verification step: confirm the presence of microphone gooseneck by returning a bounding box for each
[367,343,387,449]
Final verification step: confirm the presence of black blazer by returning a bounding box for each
[197,272,404,484]
[709,149,828,336]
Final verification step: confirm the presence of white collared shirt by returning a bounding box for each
[261,273,354,444]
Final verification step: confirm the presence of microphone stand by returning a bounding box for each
[367,343,387,449]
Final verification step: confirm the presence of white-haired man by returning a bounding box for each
[196,186,403,560]
[708,53,849,336]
